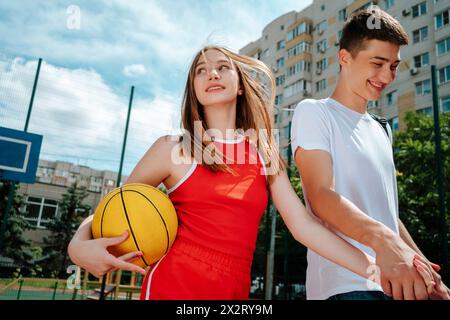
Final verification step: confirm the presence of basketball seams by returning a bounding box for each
[99,190,122,239]
[119,187,150,267]
[123,183,169,199]
[93,183,176,268]
[122,189,172,257]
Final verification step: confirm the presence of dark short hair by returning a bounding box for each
[339,7,409,57]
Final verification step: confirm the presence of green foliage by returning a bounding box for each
[394,111,450,267]
[0,180,40,275]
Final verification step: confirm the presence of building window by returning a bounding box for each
[55,169,69,177]
[276,57,285,68]
[359,1,379,11]
[316,79,327,92]
[337,30,343,42]
[412,2,427,18]
[367,100,379,109]
[286,60,311,77]
[417,106,432,116]
[275,94,283,105]
[317,39,328,53]
[386,90,397,106]
[282,147,289,159]
[415,79,431,95]
[276,75,285,86]
[283,126,290,139]
[438,65,450,84]
[412,26,428,44]
[280,25,284,31]
[277,40,285,50]
[284,80,310,98]
[287,23,312,41]
[442,96,450,112]
[384,0,395,9]
[338,8,347,21]
[388,117,399,131]
[435,10,450,29]
[321,4,325,11]
[413,52,430,67]
[25,196,59,229]
[316,58,328,72]
[436,37,450,56]
[317,20,327,34]
[287,42,311,59]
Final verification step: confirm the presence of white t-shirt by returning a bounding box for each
[290,97,399,300]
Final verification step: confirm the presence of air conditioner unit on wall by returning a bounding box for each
[410,67,418,76]
[316,68,322,75]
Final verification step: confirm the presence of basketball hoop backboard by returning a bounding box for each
[0,126,43,183]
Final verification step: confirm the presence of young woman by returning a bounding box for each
[68,46,434,300]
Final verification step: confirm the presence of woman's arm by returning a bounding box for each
[269,170,376,280]
[67,135,177,277]
[269,170,438,296]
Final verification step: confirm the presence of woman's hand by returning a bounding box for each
[68,231,146,278]
[413,255,450,300]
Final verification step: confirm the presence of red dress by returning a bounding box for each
[140,136,268,300]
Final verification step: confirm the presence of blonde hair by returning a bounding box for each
[179,46,284,184]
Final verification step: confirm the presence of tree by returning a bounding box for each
[250,163,308,299]
[394,111,450,274]
[0,180,38,276]
[40,182,91,278]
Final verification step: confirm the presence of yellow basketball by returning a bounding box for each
[91,183,178,268]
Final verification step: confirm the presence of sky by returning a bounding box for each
[0,0,312,176]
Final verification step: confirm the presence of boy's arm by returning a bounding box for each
[269,169,376,281]
[294,147,430,300]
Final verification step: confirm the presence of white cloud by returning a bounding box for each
[0,56,180,174]
[0,0,314,173]
[123,64,147,77]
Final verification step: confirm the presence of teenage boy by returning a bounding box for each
[291,7,449,300]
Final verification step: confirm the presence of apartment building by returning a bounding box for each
[239,0,450,161]
[16,159,127,246]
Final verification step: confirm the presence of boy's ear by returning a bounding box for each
[338,48,352,67]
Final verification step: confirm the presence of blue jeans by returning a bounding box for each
[327,291,392,300]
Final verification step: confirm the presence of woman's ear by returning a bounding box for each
[238,89,243,95]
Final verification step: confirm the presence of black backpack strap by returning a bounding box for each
[369,112,389,138]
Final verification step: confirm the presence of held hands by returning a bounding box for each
[68,231,146,279]
[413,255,450,300]
[375,235,436,300]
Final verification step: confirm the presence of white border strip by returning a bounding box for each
[213,135,244,144]
[144,254,167,300]
[0,137,31,173]
[166,159,197,194]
